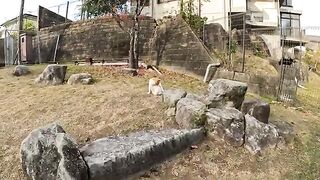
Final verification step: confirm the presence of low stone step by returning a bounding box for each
[80,128,204,180]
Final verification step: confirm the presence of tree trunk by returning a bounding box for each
[129,27,135,69]
[128,0,140,71]
[133,14,140,69]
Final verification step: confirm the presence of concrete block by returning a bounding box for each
[80,129,205,180]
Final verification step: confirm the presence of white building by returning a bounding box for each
[141,0,246,31]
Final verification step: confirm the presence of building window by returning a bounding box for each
[281,13,300,37]
[280,0,293,7]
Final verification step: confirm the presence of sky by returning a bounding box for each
[0,0,319,35]
[0,0,82,23]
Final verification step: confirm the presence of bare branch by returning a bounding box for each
[108,1,130,34]
[137,0,147,15]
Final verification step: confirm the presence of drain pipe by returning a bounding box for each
[203,63,221,83]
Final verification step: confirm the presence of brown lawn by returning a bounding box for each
[0,64,319,179]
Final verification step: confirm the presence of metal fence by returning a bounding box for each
[201,12,308,103]
[3,30,17,66]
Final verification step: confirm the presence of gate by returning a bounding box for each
[3,30,17,66]
[277,27,305,103]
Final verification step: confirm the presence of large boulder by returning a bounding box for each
[241,99,270,124]
[20,123,88,180]
[35,65,67,85]
[162,89,187,107]
[12,65,30,76]
[206,79,247,110]
[175,98,207,128]
[68,73,93,85]
[80,129,205,180]
[206,108,245,146]
[245,114,279,155]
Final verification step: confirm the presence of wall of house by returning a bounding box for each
[248,0,279,26]
[3,18,37,32]
[142,1,180,19]
[32,16,156,63]
[142,0,246,31]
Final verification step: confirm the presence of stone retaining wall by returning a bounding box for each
[213,69,279,96]
[32,16,156,63]
[149,16,218,77]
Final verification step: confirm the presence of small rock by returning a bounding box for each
[272,120,295,145]
[206,79,248,110]
[20,123,88,180]
[245,114,279,155]
[190,145,198,150]
[241,100,270,124]
[175,98,207,128]
[12,65,30,76]
[165,108,176,117]
[162,89,187,107]
[206,108,245,147]
[68,73,93,85]
[35,64,67,85]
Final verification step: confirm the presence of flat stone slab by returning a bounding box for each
[80,129,204,180]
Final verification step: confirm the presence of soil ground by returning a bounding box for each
[0,64,319,179]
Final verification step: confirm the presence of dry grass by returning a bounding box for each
[297,72,320,115]
[233,52,278,76]
[140,102,320,179]
[0,64,205,179]
[0,64,320,179]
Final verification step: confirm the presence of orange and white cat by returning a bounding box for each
[148,77,164,95]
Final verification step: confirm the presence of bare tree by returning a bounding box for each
[83,0,147,72]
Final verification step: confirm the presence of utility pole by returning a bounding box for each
[65,1,70,22]
[17,0,25,65]
[198,0,201,17]
[80,0,84,20]
[242,14,246,73]
[228,0,232,67]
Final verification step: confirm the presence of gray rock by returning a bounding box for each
[68,73,93,85]
[206,108,245,146]
[175,98,207,128]
[245,114,279,155]
[162,89,187,107]
[12,65,30,76]
[241,100,270,124]
[35,65,67,85]
[186,93,211,105]
[165,107,176,117]
[272,120,295,145]
[207,79,248,110]
[20,123,88,180]
[80,129,205,180]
